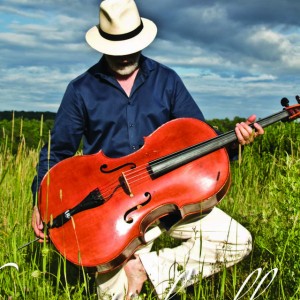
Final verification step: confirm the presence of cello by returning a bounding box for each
[38,99,300,273]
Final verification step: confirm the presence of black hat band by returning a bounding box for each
[98,20,144,41]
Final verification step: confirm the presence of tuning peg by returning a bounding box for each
[296,95,300,104]
[281,97,289,107]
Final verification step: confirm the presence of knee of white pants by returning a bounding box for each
[169,207,253,263]
[170,207,251,240]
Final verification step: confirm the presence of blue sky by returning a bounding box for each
[0,0,300,119]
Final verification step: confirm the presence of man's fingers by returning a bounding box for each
[32,206,48,242]
[235,122,253,144]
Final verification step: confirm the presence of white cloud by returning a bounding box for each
[0,32,37,46]
[246,27,291,59]
[0,64,87,111]
[0,5,43,19]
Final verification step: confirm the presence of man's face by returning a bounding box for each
[104,51,141,76]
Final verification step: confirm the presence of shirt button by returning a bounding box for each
[129,123,134,127]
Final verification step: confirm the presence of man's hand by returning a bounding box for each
[31,206,48,242]
[235,114,264,145]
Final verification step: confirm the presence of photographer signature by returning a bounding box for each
[162,267,278,300]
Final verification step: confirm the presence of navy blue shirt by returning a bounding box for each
[32,55,205,200]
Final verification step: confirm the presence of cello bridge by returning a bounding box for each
[119,172,134,197]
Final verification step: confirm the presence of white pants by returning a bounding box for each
[96,207,252,299]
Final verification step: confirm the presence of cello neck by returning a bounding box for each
[148,109,291,179]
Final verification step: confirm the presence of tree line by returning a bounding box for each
[0,111,245,153]
[0,111,55,153]
[0,111,56,121]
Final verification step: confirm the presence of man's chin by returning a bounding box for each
[112,62,139,76]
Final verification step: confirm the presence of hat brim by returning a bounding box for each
[85,18,157,56]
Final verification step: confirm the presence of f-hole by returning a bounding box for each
[100,162,136,174]
[124,192,152,223]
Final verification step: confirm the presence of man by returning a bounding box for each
[31,0,264,299]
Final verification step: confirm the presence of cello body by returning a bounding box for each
[39,118,230,272]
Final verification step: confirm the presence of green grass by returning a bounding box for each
[0,119,299,299]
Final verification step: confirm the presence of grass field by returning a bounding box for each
[0,119,299,299]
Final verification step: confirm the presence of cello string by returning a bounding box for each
[91,164,150,201]
[123,145,202,182]
[97,130,234,200]
[94,147,218,202]
[124,127,235,184]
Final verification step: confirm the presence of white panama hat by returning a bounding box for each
[86,0,157,56]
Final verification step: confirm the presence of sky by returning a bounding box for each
[0,0,300,119]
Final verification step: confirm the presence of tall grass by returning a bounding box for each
[216,121,300,300]
[0,117,299,299]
